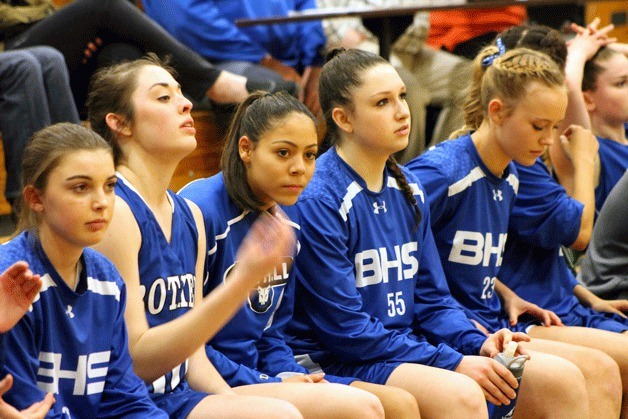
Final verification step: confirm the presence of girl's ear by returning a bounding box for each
[23,185,44,213]
[487,98,505,125]
[582,90,596,113]
[105,112,132,137]
[331,107,353,134]
[238,135,253,163]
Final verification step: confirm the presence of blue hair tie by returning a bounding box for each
[482,37,506,67]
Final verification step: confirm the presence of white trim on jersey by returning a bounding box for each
[87,277,121,302]
[30,274,56,308]
[150,360,188,394]
[208,211,250,256]
[387,177,425,203]
[448,167,485,197]
[339,181,363,222]
[505,173,519,194]
[117,172,176,214]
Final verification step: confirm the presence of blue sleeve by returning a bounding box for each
[142,0,267,62]
[412,206,487,356]
[510,161,583,248]
[1,314,64,417]
[406,159,450,227]
[205,345,282,387]
[294,197,464,370]
[256,278,310,376]
[97,285,167,418]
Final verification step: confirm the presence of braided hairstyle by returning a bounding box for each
[450,46,565,139]
[499,24,568,71]
[319,48,421,229]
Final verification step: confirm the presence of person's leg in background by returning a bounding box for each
[0,47,78,215]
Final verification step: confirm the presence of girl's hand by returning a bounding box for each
[0,374,55,419]
[559,125,599,169]
[233,211,296,291]
[502,293,564,327]
[455,355,517,406]
[590,298,628,318]
[0,262,41,333]
[282,373,327,383]
[479,329,530,358]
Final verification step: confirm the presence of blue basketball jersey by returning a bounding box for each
[115,174,197,395]
[179,174,310,386]
[0,232,166,418]
[595,136,628,214]
[407,135,520,332]
[286,148,487,372]
[498,160,583,316]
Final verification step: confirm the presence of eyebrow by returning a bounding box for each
[148,82,181,91]
[271,140,318,148]
[65,174,117,182]
[369,88,406,98]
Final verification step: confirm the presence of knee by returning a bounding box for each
[544,358,589,407]
[382,386,419,418]
[341,387,385,419]
[582,350,623,401]
[452,376,487,417]
[266,400,303,419]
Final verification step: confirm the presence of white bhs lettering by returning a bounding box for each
[355,242,418,288]
[448,231,507,267]
[37,351,111,395]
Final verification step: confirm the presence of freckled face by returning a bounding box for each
[344,64,410,157]
[243,112,318,209]
[36,149,117,250]
[496,82,568,166]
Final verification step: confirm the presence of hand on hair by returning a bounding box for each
[0,374,55,419]
[0,262,41,333]
[567,18,616,61]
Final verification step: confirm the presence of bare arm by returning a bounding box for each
[93,197,295,382]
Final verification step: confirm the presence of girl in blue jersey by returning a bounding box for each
[283,47,547,418]
[179,91,419,418]
[407,43,622,418]
[0,123,168,417]
[487,24,628,415]
[87,56,304,418]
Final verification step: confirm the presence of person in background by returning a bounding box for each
[0,47,79,218]
[140,0,325,117]
[579,171,628,301]
[0,0,291,118]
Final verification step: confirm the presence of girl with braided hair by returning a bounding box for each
[408,42,623,418]
[478,23,628,417]
[283,48,588,418]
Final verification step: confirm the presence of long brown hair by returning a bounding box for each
[318,48,421,229]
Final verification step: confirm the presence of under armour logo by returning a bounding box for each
[373,201,387,214]
[66,305,75,319]
[492,189,503,201]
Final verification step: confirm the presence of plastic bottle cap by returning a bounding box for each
[504,341,518,357]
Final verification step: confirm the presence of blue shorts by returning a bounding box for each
[296,354,398,385]
[150,381,208,418]
[560,304,628,333]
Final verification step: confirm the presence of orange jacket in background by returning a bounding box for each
[427,7,527,52]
